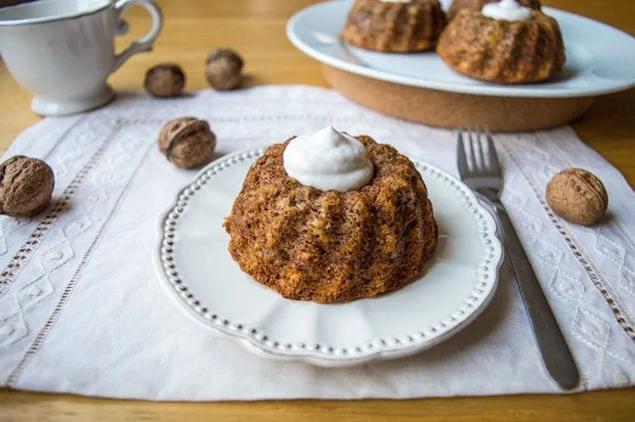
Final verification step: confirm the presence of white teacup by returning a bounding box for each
[0,0,162,116]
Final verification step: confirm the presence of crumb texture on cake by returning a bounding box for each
[224,136,438,304]
[436,8,564,84]
[340,0,447,52]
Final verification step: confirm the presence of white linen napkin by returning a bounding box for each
[0,86,633,400]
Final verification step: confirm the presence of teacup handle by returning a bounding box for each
[112,0,163,73]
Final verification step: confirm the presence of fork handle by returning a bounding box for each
[489,200,580,390]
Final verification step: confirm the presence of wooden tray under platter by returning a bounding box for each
[322,64,595,132]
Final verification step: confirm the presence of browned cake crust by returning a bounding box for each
[447,0,541,21]
[224,136,438,304]
[436,9,565,84]
[340,0,447,52]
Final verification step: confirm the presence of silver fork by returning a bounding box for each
[457,127,580,390]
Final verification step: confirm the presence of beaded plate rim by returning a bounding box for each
[155,147,503,367]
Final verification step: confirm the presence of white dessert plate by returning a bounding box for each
[155,148,503,367]
[286,0,635,98]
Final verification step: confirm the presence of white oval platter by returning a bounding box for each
[287,0,635,98]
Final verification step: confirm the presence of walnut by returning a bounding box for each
[0,156,54,217]
[546,168,608,226]
[144,63,186,97]
[158,117,216,169]
[205,48,244,91]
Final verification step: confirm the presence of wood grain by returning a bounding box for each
[1,388,635,422]
[0,0,634,420]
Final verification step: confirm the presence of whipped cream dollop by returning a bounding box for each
[482,0,532,21]
[283,126,374,192]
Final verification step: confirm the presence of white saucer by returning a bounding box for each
[155,148,503,367]
[287,0,635,98]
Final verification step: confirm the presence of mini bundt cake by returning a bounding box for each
[446,0,541,21]
[224,128,438,304]
[340,0,447,52]
[437,0,565,84]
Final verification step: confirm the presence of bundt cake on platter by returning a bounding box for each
[436,0,565,84]
[224,127,438,304]
[340,0,447,52]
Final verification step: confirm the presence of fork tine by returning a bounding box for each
[467,126,477,170]
[457,129,469,177]
[485,126,502,176]
[476,127,486,170]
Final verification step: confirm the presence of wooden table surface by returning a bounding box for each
[1,0,634,420]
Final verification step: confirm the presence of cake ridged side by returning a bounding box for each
[341,0,447,52]
[223,136,438,304]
